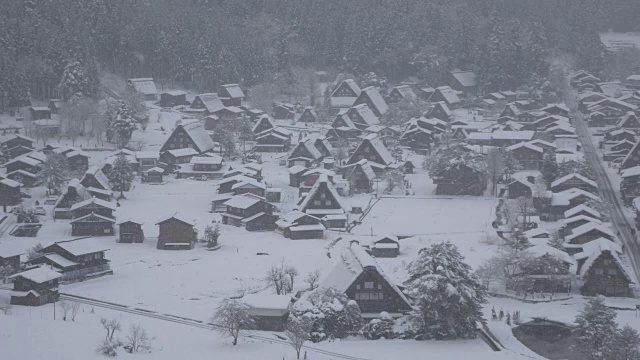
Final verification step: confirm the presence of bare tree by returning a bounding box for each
[285,266,299,293]
[125,324,152,353]
[100,318,122,341]
[304,270,321,290]
[71,302,81,322]
[265,263,291,295]
[285,318,313,359]
[60,300,72,321]
[0,298,12,315]
[211,299,255,346]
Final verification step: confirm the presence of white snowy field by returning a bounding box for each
[0,308,530,360]
[352,197,497,236]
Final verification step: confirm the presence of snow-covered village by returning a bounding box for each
[3,1,640,359]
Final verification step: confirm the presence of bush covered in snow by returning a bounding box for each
[289,287,362,342]
[361,313,394,340]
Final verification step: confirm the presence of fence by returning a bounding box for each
[60,264,112,283]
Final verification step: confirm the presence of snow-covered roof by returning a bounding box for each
[565,222,615,243]
[331,79,362,98]
[231,178,266,190]
[350,159,376,181]
[0,133,34,145]
[299,174,347,212]
[363,134,394,166]
[551,173,597,188]
[523,228,551,239]
[223,195,262,209]
[391,85,418,102]
[527,244,574,265]
[192,93,225,113]
[563,215,602,227]
[220,84,245,99]
[42,253,79,268]
[52,239,110,257]
[242,294,291,316]
[251,116,275,133]
[127,78,158,95]
[10,266,61,283]
[0,178,21,188]
[135,151,160,160]
[190,156,223,165]
[588,97,638,111]
[70,197,116,211]
[303,168,336,178]
[5,155,41,168]
[320,242,411,308]
[467,130,535,141]
[552,188,601,206]
[576,240,630,281]
[506,142,543,153]
[69,212,116,224]
[288,165,307,175]
[541,103,569,113]
[564,204,601,219]
[161,90,187,96]
[451,70,477,88]
[179,120,216,153]
[433,86,461,104]
[167,148,199,157]
[349,104,380,127]
[83,166,111,191]
[359,86,388,115]
[144,167,164,174]
[156,213,196,226]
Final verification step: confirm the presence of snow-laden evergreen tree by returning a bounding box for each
[406,241,486,340]
[37,154,69,195]
[289,287,361,342]
[426,145,487,186]
[574,295,619,360]
[614,325,640,360]
[107,154,134,199]
[540,152,559,186]
[58,60,90,101]
[204,224,220,249]
[108,102,137,148]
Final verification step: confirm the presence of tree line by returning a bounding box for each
[1,0,639,110]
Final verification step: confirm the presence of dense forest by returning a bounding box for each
[1,0,639,108]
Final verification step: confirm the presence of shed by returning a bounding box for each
[117,219,145,243]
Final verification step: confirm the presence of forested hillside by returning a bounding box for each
[1,0,639,108]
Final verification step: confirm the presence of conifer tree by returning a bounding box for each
[406,242,486,340]
[614,325,640,360]
[107,154,134,199]
[37,154,69,195]
[574,295,619,360]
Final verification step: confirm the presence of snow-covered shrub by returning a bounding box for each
[96,339,120,357]
[361,313,394,340]
[289,287,362,342]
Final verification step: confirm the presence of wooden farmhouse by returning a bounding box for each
[500,103,522,119]
[617,111,640,130]
[551,173,598,194]
[69,197,116,236]
[5,153,44,186]
[218,84,245,107]
[161,148,199,168]
[331,113,361,140]
[330,79,362,111]
[9,267,62,306]
[126,78,158,101]
[371,235,400,258]
[287,138,325,168]
[156,214,197,250]
[177,155,225,180]
[211,106,244,121]
[619,138,640,170]
[387,85,417,104]
[319,241,412,317]
[298,168,336,194]
[564,222,615,254]
[298,107,318,123]
[220,195,276,231]
[288,166,308,187]
[30,240,112,281]
[0,178,22,206]
[29,106,51,120]
[135,151,160,172]
[0,134,34,159]
[80,166,111,192]
[160,120,216,155]
[618,93,640,107]
[117,219,145,243]
[0,250,21,269]
[241,294,292,331]
[159,90,188,107]
[189,93,225,115]
[342,159,376,194]
[275,210,325,240]
[254,127,292,152]
[540,103,570,117]
[550,189,601,221]
[353,86,388,117]
[252,115,275,135]
[450,70,477,95]
[297,174,347,229]
[53,179,90,219]
[346,104,380,131]
[575,240,632,297]
[345,134,394,173]
[272,102,296,119]
[429,86,461,108]
[561,215,603,237]
[425,101,452,123]
[578,91,608,112]
[507,176,536,199]
[506,142,544,170]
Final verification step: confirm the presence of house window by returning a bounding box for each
[607,269,617,276]
[356,284,360,290]
[320,193,326,199]
[594,268,604,275]
[314,200,321,206]
[377,284,382,290]
[355,292,384,300]
[364,147,370,153]
[324,200,332,206]
[603,260,611,266]
[364,282,374,289]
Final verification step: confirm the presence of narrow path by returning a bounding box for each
[59,293,370,360]
[569,92,640,284]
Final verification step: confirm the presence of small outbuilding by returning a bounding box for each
[117,219,145,243]
[371,235,400,258]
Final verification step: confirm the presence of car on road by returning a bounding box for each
[34,206,46,216]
